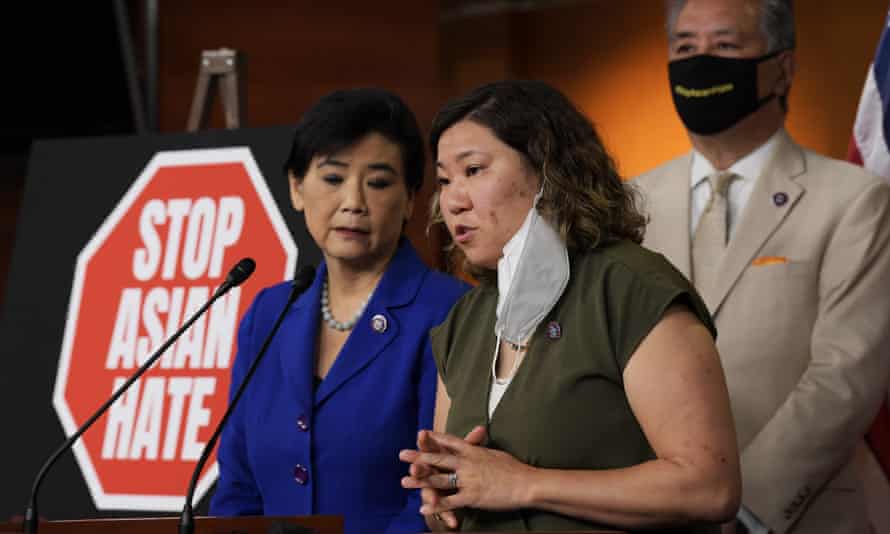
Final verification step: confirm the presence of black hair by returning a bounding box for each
[285,88,425,192]
[430,80,644,257]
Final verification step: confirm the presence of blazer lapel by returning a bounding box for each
[277,267,325,412]
[314,240,426,407]
[643,154,693,279]
[708,131,806,315]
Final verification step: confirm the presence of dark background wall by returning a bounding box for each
[1,3,134,305]
[440,0,888,177]
[152,1,445,268]
[3,0,888,305]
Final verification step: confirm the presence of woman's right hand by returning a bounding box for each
[405,425,487,530]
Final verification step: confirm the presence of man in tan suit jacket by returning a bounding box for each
[635,1,890,533]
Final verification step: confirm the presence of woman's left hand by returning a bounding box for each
[399,428,536,514]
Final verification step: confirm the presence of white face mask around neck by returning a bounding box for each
[495,189,570,347]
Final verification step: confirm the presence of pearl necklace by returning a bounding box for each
[321,277,372,331]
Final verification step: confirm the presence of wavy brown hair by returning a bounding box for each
[429,80,646,274]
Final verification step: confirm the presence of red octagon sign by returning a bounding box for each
[53,148,297,511]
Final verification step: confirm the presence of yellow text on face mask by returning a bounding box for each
[674,83,734,98]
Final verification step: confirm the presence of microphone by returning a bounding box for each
[23,258,256,534]
[178,265,317,534]
[220,258,256,293]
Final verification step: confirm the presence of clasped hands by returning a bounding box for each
[398,425,534,530]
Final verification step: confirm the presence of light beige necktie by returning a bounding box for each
[692,172,736,299]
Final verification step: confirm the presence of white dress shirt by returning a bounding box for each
[690,130,783,240]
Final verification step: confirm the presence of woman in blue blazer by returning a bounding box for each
[211,88,468,534]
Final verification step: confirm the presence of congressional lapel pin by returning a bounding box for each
[546,321,562,340]
[371,314,388,333]
[773,192,788,207]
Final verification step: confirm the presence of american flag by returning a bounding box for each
[848,7,890,528]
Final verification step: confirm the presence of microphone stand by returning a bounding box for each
[24,259,256,534]
[178,266,316,534]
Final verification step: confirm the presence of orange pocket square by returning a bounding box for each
[752,256,788,266]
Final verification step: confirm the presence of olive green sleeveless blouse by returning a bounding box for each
[431,241,719,533]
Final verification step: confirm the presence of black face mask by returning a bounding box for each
[668,51,782,135]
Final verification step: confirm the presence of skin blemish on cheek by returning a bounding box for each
[489,209,500,226]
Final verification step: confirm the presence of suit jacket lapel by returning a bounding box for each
[643,154,693,278]
[708,131,806,315]
[314,240,426,407]
[277,266,325,413]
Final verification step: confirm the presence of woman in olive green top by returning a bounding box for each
[399,81,741,533]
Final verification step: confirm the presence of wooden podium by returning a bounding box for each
[0,515,342,533]
[0,516,625,533]
[0,518,625,534]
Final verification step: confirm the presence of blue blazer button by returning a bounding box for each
[294,464,309,485]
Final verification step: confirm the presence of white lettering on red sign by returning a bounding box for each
[133,196,245,281]
[101,376,216,462]
[100,196,245,462]
[54,147,297,511]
